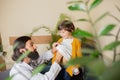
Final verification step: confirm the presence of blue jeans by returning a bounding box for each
[55,66,71,80]
[41,64,71,80]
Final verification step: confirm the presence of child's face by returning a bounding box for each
[58,29,72,39]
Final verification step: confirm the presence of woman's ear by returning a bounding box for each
[19,48,26,53]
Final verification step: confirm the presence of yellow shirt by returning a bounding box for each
[52,38,82,76]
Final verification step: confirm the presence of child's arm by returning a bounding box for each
[56,45,71,61]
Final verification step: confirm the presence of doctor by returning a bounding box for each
[10,36,63,80]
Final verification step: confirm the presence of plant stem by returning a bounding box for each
[109,14,120,22]
[85,3,103,57]
[113,26,120,62]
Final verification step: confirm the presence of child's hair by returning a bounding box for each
[58,20,75,32]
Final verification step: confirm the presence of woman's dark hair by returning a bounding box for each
[12,36,31,61]
[58,20,75,32]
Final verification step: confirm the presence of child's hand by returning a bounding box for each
[73,67,80,75]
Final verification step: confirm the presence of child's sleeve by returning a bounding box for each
[56,45,71,61]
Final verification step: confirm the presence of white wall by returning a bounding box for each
[0,0,120,69]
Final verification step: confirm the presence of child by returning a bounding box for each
[52,20,82,80]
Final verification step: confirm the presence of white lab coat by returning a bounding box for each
[10,50,61,80]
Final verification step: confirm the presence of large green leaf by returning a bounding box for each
[94,12,109,24]
[16,51,31,63]
[66,56,107,77]
[99,24,116,36]
[88,59,106,76]
[100,60,120,80]
[68,4,85,11]
[72,28,93,38]
[91,51,101,58]
[103,41,120,50]
[89,0,103,10]
[66,56,96,66]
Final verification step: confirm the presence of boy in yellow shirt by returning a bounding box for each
[52,20,82,80]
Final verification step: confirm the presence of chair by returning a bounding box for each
[0,69,10,80]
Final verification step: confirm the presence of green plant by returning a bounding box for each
[29,13,72,49]
[67,0,120,59]
[65,0,120,80]
[104,5,120,62]
[66,56,120,80]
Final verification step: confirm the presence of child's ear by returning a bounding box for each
[19,48,26,53]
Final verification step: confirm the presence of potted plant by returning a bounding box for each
[65,0,120,80]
